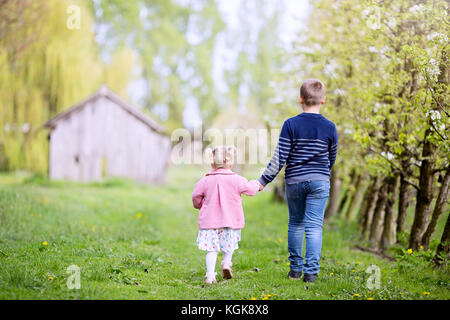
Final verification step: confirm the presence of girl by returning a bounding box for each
[192,145,260,284]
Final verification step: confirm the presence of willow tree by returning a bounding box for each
[0,0,105,173]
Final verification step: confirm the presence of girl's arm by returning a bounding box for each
[192,178,206,209]
[239,177,260,197]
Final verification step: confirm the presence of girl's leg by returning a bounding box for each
[222,250,233,279]
[205,251,218,283]
[222,250,233,267]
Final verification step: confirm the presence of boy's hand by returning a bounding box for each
[257,181,265,191]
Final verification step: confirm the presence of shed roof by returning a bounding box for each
[43,85,166,134]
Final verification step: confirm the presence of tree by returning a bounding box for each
[92,0,226,132]
[289,0,449,256]
[0,0,104,172]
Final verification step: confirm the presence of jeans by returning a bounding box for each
[286,180,330,275]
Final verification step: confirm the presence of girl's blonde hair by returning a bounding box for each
[209,145,236,168]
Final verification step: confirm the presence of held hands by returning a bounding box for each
[249,179,265,192]
[257,181,265,191]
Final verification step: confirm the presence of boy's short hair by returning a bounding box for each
[300,79,326,106]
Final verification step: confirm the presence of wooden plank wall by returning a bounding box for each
[49,97,171,184]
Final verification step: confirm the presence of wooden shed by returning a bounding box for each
[43,85,171,184]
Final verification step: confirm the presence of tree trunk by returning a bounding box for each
[324,167,342,221]
[369,178,389,249]
[433,212,450,266]
[421,169,450,250]
[396,173,412,241]
[273,180,285,203]
[359,177,381,240]
[345,174,365,221]
[380,174,400,251]
[408,130,436,251]
[337,169,356,216]
[337,191,349,216]
[410,48,447,251]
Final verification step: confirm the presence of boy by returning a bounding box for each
[257,79,338,283]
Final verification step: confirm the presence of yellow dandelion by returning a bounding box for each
[352,269,356,273]
[42,241,48,246]
[330,272,334,276]
[419,245,423,250]
[356,276,360,280]
[267,294,272,297]
[136,212,143,219]
[262,297,269,300]
[423,292,430,295]
[251,297,257,300]
[353,293,359,297]
[407,248,413,254]
[286,262,290,266]
[367,297,373,300]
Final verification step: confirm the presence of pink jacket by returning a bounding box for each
[192,168,260,229]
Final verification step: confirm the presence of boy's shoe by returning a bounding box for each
[288,270,302,280]
[205,272,217,284]
[303,273,317,283]
[222,262,233,280]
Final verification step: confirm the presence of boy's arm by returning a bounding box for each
[328,125,338,169]
[258,121,292,187]
[192,178,206,209]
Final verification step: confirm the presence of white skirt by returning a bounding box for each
[196,228,241,253]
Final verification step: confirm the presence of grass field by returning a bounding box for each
[0,165,449,300]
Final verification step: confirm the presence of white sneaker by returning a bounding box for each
[205,272,217,284]
[222,261,233,280]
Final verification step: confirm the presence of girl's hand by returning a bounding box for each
[257,181,265,191]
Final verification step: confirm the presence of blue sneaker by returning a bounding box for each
[288,270,302,280]
[303,273,317,283]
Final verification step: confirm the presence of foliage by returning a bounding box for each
[290,0,449,180]
[0,0,105,173]
[92,0,226,131]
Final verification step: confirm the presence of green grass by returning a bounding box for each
[0,166,448,300]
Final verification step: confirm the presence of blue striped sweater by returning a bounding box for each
[258,112,338,186]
